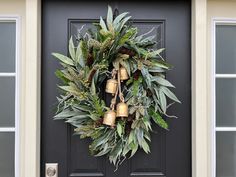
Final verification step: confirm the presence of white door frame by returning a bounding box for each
[22,0,209,177]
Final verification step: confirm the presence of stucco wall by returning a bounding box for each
[0,0,26,177]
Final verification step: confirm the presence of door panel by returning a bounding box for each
[41,1,191,177]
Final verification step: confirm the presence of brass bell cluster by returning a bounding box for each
[119,66,129,81]
[105,78,118,95]
[102,110,116,127]
[116,102,128,118]
[103,66,129,127]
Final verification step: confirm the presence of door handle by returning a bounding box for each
[45,163,58,177]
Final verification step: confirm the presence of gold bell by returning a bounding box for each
[105,79,118,94]
[120,67,129,81]
[116,102,128,117]
[103,110,116,127]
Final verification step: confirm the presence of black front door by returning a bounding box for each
[41,1,191,177]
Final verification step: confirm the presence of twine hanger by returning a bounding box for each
[109,66,125,111]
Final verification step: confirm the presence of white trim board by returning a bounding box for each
[216,74,236,78]
[0,16,20,177]
[216,127,236,131]
[0,73,16,77]
[211,18,236,177]
[0,127,15,132]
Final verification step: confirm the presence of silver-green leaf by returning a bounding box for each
[107,5,113,30]
[113,12,129,30]
[159,90,167,113]
[52,53,74,66]
[69,37,76,60]
[160,86,181,103]
[100,16,108,32]
[117,122,123,137]
[152,76,175,87]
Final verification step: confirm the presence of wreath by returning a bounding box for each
[53,6,180,169]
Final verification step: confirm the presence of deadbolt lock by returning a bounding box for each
[45,163,58,177]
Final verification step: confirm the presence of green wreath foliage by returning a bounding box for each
[53,6,180,169]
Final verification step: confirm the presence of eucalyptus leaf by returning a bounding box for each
[55,70,69,83]
[69,37,76,60]
[117,122,123,137]
[107,6,113,30]
[128,130,135,144]
[130,143,138,158]
[99,16,108,32]
[58,85,79,95]
[159,89,167,113]
[141,68,152,88]
[119,28,137,45]
[152,76,175,87]
[94,143,111,156]
[70,113,90,119]
[148,66,166,73]
[109,140,123,161]
[152,60,172,69]
[74,105,92,112]
[117,16,131,32]
[160,86,181,103]
[113,12,129,30]
[136,128,144,146]
[141,35,155,43]
[54,109,78,119]
[75,41,85,67]
[141,139,150,154]
[52,53,74,66]
[146,48,165,58]
[149,108,168,130]
[122,141,131,156]
[135,27,155,42]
